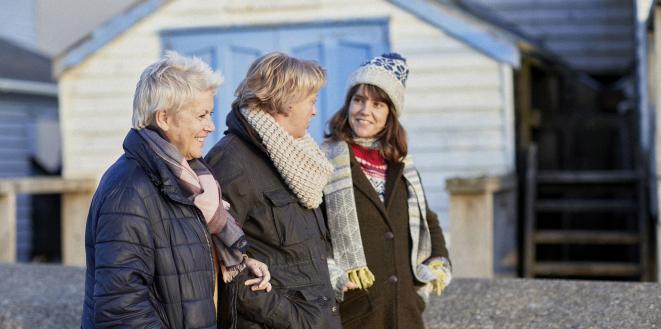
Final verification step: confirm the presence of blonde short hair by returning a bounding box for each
[132,51,223,129]
[232,52,326,114]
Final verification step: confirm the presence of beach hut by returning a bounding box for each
[54,0,596,274]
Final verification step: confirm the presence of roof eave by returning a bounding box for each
[54,0,168,78]
[0,78,58,97]
[388,0,521,68]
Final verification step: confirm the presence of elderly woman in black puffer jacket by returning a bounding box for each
[81,52,271,329]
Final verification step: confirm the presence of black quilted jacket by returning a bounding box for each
[81,129,217,329]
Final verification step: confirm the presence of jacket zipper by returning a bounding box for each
[194,211,216,295]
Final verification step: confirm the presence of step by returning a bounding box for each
[535,199,636,212]
[533,262,641,277]
[534,230,640,245]
[537,171,638,184]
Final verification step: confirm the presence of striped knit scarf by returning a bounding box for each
[324,140,444,302]
[138,128,247,282]
[240,107,333,209]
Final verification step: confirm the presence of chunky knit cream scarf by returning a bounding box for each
[240,107,333,209]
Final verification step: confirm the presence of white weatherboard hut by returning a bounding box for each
[55,0,572,273]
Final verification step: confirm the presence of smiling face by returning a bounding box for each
[156,90,216,160]
[348,85,390,139]
[273,92,319,138]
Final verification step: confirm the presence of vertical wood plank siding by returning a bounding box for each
[0,103,32,261]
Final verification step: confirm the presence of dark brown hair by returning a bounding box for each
[325,84,407,162]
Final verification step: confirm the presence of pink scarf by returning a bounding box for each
[138,128,246,280]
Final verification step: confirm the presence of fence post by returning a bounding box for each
[446,175,516,278]
[62,191,92,266]
[0,191,17,263]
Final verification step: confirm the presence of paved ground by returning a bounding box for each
[0,263,84,329]
[1,263,660,328]
[423,277,661,329]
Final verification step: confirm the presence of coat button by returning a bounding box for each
[384,232,394,240]
[331,305,337,313]
[322,296,329,301]
[388,275,398,284]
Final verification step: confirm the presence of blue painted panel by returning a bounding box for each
[162,19,389,148]
[163,31,275,148]
[277,23,388,141]
[288,42,326,139]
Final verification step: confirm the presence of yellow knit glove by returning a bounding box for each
[347,267,375,290]
[427,258,451,296]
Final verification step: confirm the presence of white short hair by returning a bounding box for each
[132,51,223,129]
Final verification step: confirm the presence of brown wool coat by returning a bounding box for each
[335,149,449,329]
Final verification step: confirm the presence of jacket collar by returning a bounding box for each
[225,107,268,155]
[384,160,405,210]
[123,129,194,205]
[349,146,406,227]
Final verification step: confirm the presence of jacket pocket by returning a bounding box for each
[339,290,374,324]
[264,189,313,246]
[292,288,332,307]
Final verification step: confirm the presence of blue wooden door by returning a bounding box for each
[161,19,389,151]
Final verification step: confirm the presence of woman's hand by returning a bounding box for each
[243,257,272,292]
[342,281,359,292]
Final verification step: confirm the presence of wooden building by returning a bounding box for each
[54,0,535,230]
[464,0,635,76]
[53,0,627,275]
[464,0,655,281]
[0,37,59,261]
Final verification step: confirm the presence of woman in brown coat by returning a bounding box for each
[322,53,452,329]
